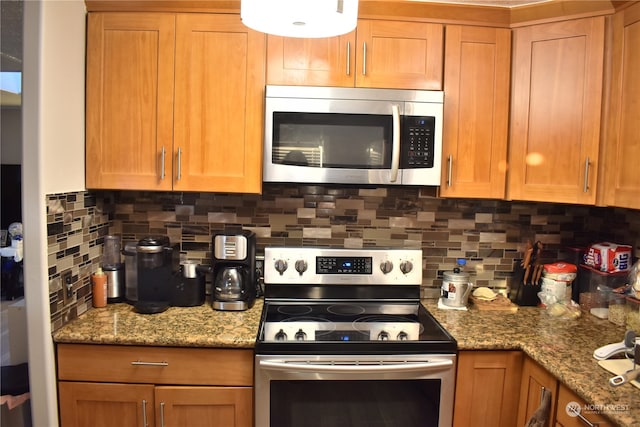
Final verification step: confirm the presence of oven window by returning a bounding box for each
[270,379,440,427]
[272,113,393,169]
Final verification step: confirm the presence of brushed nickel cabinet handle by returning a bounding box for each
[346,41,351,76]
[567,403,597,427]
[362,42,367,75]
[447,155,453,187]
[142,399,148,427]
[160,147,166,180]
[160,402,166,427]
[177,147,182,181]
[583,157,590,193]
[131,360,169,367]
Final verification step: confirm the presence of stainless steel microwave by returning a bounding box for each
[263,85,443,186]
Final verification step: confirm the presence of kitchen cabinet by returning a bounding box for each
[517,356,558,427]
[266,19,443,90]
[452,351,523,427]
[508,17,605,204]
[86,12,265,193]
[555,382,615,427]
[440,25,511,199]
[57,344,253,427]
[600,2,640,210]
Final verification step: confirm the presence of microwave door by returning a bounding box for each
[264,97,402,185]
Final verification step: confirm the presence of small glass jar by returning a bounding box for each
[608,293,629,326]
[626,297,640,332]
[588,287,610,319]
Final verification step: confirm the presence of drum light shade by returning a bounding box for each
[241,0,359,38]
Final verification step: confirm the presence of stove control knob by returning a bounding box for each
[377,331,390,341]
[295,329,307,341]
[397,331,409,341]
[400,261,413,274]
[274,259,288,275]
[295,260,308,275]
[379,260,394,274]
[275,329,287,341]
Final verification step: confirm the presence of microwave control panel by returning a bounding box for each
[401,116,435,169]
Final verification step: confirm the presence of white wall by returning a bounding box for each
[22,1,86,426]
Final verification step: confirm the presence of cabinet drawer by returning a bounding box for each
[57,344,253,386]
[555,384,614,427]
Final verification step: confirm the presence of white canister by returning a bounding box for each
[540,262,577,304]
[441,270,473,307]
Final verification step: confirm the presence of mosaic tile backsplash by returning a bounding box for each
[47,185,640,331]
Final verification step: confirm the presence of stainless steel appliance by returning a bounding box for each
[102,235,124,302]
[170,260,206,307]
[263,85,444,186]
[135,236,176,314]
[211,230,257,311]
[255,247,457,427]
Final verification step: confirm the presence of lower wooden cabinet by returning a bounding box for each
[56,344,253,427]
[453,351,523,427]
[517,356,558,427]
[555,383,614,427]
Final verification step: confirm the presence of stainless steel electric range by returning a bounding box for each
[255,247,457,427]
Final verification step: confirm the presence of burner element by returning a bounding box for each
[277,305,313,316]
[327,304,366,316]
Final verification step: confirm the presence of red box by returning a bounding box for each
[584,242,633,273]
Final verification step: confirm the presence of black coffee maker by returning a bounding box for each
[135,235,177,314]
[211,229,256,311]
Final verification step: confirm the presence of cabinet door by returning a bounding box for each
[508,17,605,204]
[156,386,252,427]
[517,357,558,427]
[86,13,175,191]
[59,381,155,427]
[173,14,266,193]
[355,20,443,90]
[266,33,356,86]
[441,25,510,198]
[600,3,640,209]
[453,351,523,427]
[555,383,615,427]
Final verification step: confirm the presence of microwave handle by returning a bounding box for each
[390,104,401,182]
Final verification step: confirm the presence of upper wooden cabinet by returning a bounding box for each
[599,2,640,210]
[266,19,443,90]
[86,12,266,193]
[440,25,511,199]
[507,17,605,204]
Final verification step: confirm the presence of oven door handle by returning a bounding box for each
[259,359,453,374]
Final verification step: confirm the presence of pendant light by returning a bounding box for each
[241,0,359,38]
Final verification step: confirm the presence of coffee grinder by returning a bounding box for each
[211,229,256,311]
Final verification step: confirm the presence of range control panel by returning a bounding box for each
[264,247,422,285]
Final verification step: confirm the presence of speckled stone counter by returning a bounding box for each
[53,298,639,426]
[424,301,639,427]
[52,299,263,348]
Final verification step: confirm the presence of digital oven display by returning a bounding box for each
[316,256,372,274]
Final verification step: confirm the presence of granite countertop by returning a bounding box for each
[53,298,639,426]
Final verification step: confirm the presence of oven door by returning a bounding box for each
[264,95,403,185]
[255,353,456,427]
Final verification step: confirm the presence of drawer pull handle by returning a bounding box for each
[142,399,148,427]
[131,360,169,367]
[160,402,166,427]
[567,403,598,427]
